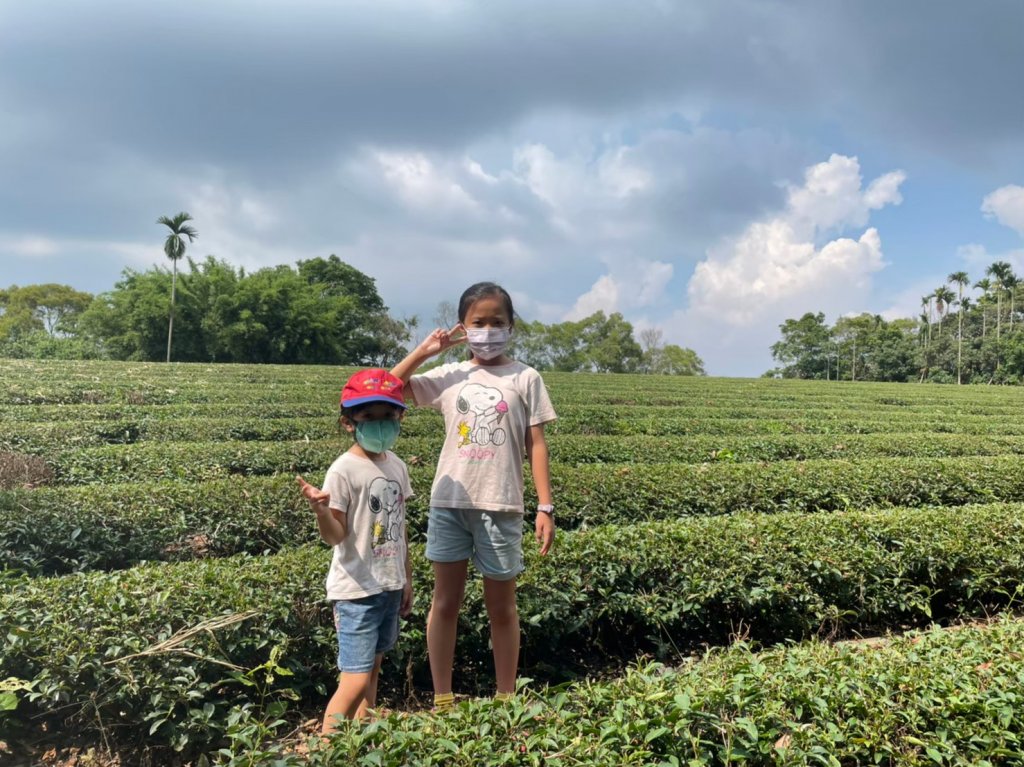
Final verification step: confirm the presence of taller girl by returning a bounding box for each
[391,282,556,709]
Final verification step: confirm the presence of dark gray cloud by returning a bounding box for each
[3,0,1024,373]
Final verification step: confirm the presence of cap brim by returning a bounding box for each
[341,394,408,409]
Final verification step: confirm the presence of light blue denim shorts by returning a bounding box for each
[332,589,402,673]
[425,507,525,581]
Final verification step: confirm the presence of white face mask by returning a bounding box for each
[465,327,511,360]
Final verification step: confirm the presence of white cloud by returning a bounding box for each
[373,150,482,215]
[668,154,905,375]
[567,259,674,320]
[982,185,1024,237]
[955,242,1024,278]
[786,154,905,236]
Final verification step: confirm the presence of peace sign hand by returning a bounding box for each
[416,325,467,358]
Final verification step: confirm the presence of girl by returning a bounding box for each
[296,368,414,733]
[390,282,555,710]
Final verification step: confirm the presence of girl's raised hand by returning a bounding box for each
[418,325,466,357]
[296,475,331,513]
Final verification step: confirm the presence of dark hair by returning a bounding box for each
[457,282,516,327]
[339,402,403,421]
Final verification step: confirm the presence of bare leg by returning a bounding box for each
[322,670,373,734]
[427,560,469,695]
[483,576,519,694]
[354,653,384,720]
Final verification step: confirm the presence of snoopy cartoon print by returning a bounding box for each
[456,383,508,446]
[367,476,403,547]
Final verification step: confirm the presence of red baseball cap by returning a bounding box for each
[340,368,407,409]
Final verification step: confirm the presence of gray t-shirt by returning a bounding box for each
[410,360,556,513]
[322,450,412,600]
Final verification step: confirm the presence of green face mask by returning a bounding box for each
[355,419,401,453]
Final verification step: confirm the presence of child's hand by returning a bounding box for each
[296,475,331,514]
[535,513,555,556]
[417,325,466,357]
[400,582,414,617]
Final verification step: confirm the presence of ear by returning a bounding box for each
[339,415,356,434]
[456,396,469,413]
[369,494,382,513]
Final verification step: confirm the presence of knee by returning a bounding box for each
[430,590,464,622]
[486,599,518,628]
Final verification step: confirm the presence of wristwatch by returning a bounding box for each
[537,504,554,517]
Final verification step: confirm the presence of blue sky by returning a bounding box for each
[3,0,1024,375]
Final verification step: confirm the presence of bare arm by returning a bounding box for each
[525,423,554,555]
[297,475,348,546]
[400,533,414,617]
[390,325,466,386]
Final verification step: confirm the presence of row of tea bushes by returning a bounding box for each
[7,456,1024,574]
[30,433,1024,484]
[5,503,1024,753]
[8,394,1024,424]
[260,617,1024,767]
[8,358,1024,402]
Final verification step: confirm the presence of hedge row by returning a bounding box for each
[7,455,1024,574]
[4,503,1024,754]
[8,358,1024,401]
[254,617,1024,766]
[7,393,1024,425]
[10,402,1024,448]
[18,432,1024,487]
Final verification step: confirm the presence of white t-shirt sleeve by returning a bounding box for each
[524,369,557,426]
[323,469,351,513]
[409,365,452,409]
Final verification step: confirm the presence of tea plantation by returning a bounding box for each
[3,359,1024,765]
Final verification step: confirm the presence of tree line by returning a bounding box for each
[1,263,704,374]
[769,262,1024,384]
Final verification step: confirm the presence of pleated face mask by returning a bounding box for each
[465,327,511,360]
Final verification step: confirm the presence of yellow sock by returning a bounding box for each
[433,692,454,711]
[494,691,514,702]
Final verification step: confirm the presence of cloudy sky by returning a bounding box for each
[3,0,1024,375]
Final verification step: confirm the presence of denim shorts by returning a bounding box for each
[425,507,524,581]
[332,589,402,673]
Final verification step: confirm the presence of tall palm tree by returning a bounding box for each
[948,271,969,384]
[974,278,992,339]
[921,293,934,348]
[157,212,198,363]
[1004,271,1018,331]
[986,262,1012,372]
[933,286,955,334]
[986,262,1011,339]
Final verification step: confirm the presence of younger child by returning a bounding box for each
[391,281,556,710]
[296,368,414,734]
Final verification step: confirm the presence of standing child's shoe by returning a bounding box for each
[432,692,455,712]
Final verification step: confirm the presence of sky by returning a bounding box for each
[3,0,1024,375]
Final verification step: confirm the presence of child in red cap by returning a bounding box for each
[296,368,414,733]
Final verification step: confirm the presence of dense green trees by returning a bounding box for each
[510,312,703,374]
[2,258,705,374]
[770,262,1024,383]
[0,284,97,359]
[73,255,407,365]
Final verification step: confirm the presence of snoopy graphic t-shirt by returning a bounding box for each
[410,360,557,513]
[322,451,412,600]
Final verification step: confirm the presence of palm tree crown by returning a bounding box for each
[158,212,198,262]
